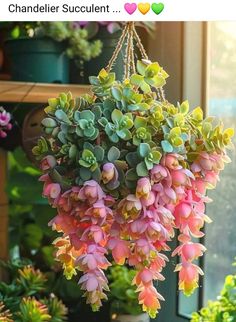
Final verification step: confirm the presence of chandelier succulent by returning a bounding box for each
[34,56,233,318]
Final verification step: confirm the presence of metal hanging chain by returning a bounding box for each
[106,22,166,102]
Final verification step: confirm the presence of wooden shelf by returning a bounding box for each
[0,81,91,104]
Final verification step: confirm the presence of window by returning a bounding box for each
[204,22,236,302]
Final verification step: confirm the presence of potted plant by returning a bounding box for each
[4,22,102,83]
[0,259,68,321]
[109,265,149,322]
[191,259,236,322]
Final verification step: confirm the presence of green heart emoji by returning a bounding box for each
[151,2,164,15]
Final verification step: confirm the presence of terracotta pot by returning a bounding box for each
[113,313,149,322]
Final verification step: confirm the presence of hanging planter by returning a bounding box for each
[32,22,234,319]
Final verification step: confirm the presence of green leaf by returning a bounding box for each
[138,143,151,158]
[111,86,122,101]
[202,122,212,136]
[151,75,166,88]
[79,168,92,181]
[48,98,59,108]
[78,119,88,130]
[83,142,94,150]
[145,62,160,77]
[173,137,183,147]
[74,111,80,122]
[192,107,203,121]
[112,109,123,123]
[92,105,102,120]
[170,127,181,136]
[180,100,189,115]
[110,133,119,143]
[69,145,78,159]
[58,131,67,144]
[92,168,101,182]
[79,159,90,168]
[152,150,162,163]
[84,127,96,138]
[60,92,67,102]
[145,159,154,170]
[126,168,138,181]
[82,149,94,159]
[137,60,147,76]
[161,140,173,153]
[136,103,150,111]
[108,146,120,162]
[89,76,100,85]
[41,118,57,128]
[140,81,151,93]
[130,74,144,86]
[93,146,104,162]
[117,129,132,141]
[126,152,139,167]
[55,109,71,124]
[136,162,148,177]
[80,110,95,121]
[98,117,108,127]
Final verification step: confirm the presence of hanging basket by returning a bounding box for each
[32,22,234,319]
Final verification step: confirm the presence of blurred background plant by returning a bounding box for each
[0,21,156,83]
[108,265,143,316]
[5,22,155,63]
[76,21,156,38]
[6,22,102,62]
[191,258,236,322]
[0,259,68,322]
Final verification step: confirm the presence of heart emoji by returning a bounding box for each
[138,3,151,15]
[151,2,164,15]
[124,3,137,15]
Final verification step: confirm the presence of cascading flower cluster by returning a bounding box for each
[0,107,12,138]
[33,59,234,318]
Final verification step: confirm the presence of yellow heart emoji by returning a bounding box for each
[138,2,151,14]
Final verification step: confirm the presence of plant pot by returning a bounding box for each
[5,37,69,83]
[113,313,149,322]
[82,27,125,83]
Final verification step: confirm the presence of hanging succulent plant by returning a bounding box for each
[33,22,234,319]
